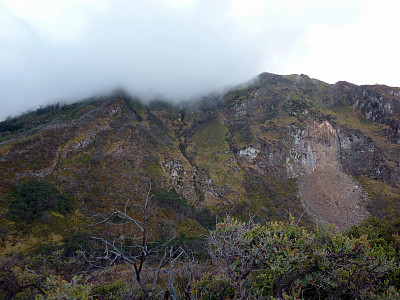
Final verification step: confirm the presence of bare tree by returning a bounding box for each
[85,182,187,300]
[165,247,196,300]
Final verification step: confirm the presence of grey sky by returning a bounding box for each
[1,0,399,121]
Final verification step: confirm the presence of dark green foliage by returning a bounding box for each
[195,207,214,230]
[91,279,128,299]
[154,187,191,212]
[0,103,62,134]
[8,180,72,223]
[0,118,23,132]
[224,85,257,103]
[284,95,318,119]
[0,251,88,299]
[138,113,175,147]
[347,216,400,249]
[35,103,60,116]
[36,232,93,258]
[348,216,400,288]
[154,186,214,229]
[36,275,93,299]
[192,274,235,300]
[28,250,88,280]
[0,99,101,141]
[239,124,253,144]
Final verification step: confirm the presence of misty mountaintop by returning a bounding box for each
[1,72,400,233]
[1,72,400,298]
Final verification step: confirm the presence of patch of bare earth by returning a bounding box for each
[294,121,369,231]
[298,169,369,231]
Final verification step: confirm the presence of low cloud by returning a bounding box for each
[0,0,380,120]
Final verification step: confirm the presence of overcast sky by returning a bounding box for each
[1,0,400,121]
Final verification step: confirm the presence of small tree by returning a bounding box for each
[86,183,187,300]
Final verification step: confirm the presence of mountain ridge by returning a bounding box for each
[1,72,400,255]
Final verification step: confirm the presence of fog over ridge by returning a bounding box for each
[1,0,400,120]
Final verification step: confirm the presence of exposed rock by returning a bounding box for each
[238,147,260,163]
[286,121,339,176]
[291,121,370,230]
[335,82,400,144]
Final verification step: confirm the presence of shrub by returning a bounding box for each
[205,216,396,299]
[348,216,400,289]
[91,279,128,299]
[192,274,234,300]
[36,275,93,300]
[154,186,214,229]
[8,180,72,223]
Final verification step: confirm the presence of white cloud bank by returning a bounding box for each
[0,0,399,120]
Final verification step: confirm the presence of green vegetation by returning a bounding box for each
[0,97,111,143]
[201,216,399,299]
[224,87,256,103]
[8,180,72,223]
[358,176,400,219]
[0,118,23,132]
[188,117,245,201]
[284,93,324,122]
[189,117,227,148]
[348,216,400,288]
[154,186,214,229]
[37,275,93,300]
[243,175,307,224]
[145,154,162,176]
[1,210,399,298]
[192,274,235,299]
[0,73,400,298]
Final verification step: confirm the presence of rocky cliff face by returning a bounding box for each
[287,121,339,176]
[1,73,400,240]
[335,82,400,143]
[290,121,369,229]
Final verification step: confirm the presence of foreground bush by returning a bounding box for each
[203,216,397,299]
[1,214,398,299]
[36,275,93,300]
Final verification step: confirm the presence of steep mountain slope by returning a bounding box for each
[1,73,400,256]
